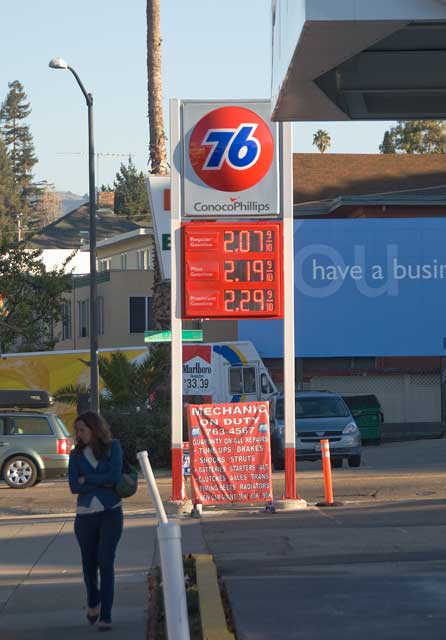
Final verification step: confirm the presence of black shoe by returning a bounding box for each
[86,607,99,625]
[98,621,112,632]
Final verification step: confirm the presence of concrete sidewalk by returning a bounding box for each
[0,512,207,639]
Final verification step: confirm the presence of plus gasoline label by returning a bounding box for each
[189,106,274,192]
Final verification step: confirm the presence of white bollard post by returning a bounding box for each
[137,450,191,640]
[158,522,191,640]
[137,450,168,523]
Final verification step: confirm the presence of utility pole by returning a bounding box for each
[16,213,22,241]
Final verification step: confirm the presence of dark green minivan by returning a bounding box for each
[0,390,72,488]
[342,394,384,444]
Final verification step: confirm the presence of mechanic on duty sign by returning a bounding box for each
[181,101,280,217]
[187,401,273,505]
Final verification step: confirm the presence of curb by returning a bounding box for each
[194,553,235,640]
[0,508,155,523]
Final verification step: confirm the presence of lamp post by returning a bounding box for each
[49,57,99,413]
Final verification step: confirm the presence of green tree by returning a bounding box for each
[0,238,73,352]
[0,81,39,226]
[312,129,331,153]
[379,131,396,154]
[98,348,169,408]
[0,136,20,240]
[380,120,446,154]
[54,347,170,409]
[54,348,171,467]
[113,157,151,224]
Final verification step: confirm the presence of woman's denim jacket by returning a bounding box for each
[68,439,123,510]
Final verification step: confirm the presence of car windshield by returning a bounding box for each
[276,396,350,420]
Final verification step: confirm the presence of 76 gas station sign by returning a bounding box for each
[181,101,280,217]
[169,99,293,503]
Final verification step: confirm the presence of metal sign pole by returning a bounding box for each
[169,99,184,501]
[281,122,297,499]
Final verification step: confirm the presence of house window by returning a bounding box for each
[98,258,111,272]
[97,297,104,336]
[62,301,72,340]
[129,297,153,333]
[120,253,128,270]
[136,249,151,270]
[78,300,89,338]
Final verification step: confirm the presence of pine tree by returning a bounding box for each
[379,131,396,154]
[380,120,446,154]
[0,81,39,228]
[113,157,151,224]
[0,136,20,240]
[32,181,62,228]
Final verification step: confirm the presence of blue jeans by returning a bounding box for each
[74,508,123,623]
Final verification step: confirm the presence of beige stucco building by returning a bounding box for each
[54,228,156,351]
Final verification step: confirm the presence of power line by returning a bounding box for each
[56,151,134,186]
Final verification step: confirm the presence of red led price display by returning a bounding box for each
[182,221,283,319]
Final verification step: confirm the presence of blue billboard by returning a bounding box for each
[239,218,446,357]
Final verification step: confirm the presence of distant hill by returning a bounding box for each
[57,191,88,216]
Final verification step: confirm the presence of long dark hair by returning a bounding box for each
[73,411,113,459]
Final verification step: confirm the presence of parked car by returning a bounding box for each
[270,391,361,470]
[341,394,383,444]
[0,390,72,488]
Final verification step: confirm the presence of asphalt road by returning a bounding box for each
[197,439,446,639]
[1,438,445,517]
[2,439,446,639]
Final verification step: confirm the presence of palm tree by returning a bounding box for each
[54,349,170,410]
[312,129,331,153]
[147,0,170,329]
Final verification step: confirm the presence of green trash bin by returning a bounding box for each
[342,394,383,444]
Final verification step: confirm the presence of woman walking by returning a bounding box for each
[68,411,123,632]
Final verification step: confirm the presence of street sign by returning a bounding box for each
[144,329,203,343]
[182,221,283,319]
[180,101,280,217]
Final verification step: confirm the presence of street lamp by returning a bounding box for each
[49,57,100,413]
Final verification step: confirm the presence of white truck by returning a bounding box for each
[181,340,277,404]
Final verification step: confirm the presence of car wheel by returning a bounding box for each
[3,456,38,488]
[348,455,361,468]
[331,458,343,468]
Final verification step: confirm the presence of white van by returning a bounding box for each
[182,341,277,404]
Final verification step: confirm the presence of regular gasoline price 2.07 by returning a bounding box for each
[182,222,283,319]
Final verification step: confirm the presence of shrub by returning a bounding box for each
[102,405,171,469]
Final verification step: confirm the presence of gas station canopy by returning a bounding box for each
[271,0,446,121]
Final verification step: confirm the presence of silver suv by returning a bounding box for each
[0,390,72,488]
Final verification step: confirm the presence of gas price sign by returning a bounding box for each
[182,221,283,319]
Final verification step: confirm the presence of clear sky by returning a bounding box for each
[0,0,394,196]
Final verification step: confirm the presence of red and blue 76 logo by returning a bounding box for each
[189,106,274,192]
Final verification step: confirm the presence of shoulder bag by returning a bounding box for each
[114,457,138,498]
